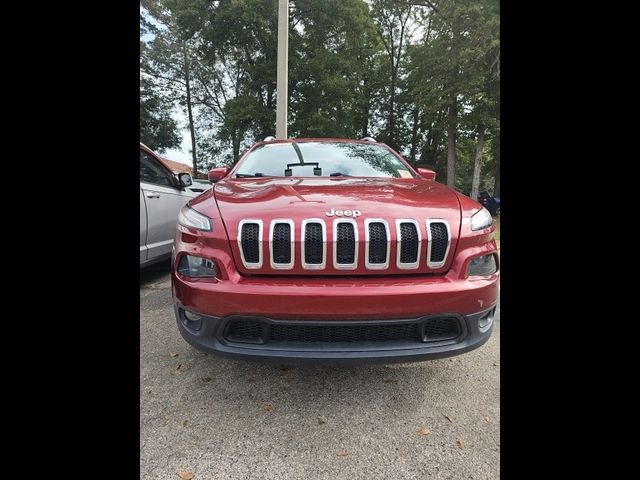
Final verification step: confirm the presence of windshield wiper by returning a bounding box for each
[329,172,351,177]
[236,172,267,178]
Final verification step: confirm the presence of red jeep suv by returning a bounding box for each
[171,138,499,363]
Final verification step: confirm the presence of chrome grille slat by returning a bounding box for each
[301,219,327,269]
[238,219,263,269]
[364,219,390,270]
[426,219,451,269]
[333,218,358,269]
[395,219,422,269]
[269,219,294,269]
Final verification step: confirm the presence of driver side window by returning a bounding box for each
[140,150,174,187]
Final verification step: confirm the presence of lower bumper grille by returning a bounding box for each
[270,323,420,343]
[223,317,461,345]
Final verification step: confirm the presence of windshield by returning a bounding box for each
[235,142,416,178]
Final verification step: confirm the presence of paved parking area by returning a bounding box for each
[140,261,500,479]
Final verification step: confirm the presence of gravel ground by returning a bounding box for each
[140,260,500,479]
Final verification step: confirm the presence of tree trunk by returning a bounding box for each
[183,43,197,176]
[409,108,420,166]
[361,77,370,137]
[470,127,486,200]
[492,132,500,196]
[446,16,461,189]
[446,99,457,188]
[388,65,396,147]
[232,131,241,163]
[361,107,369,138]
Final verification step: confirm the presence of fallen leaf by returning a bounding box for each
[263,403,273,412]
[173,363,184,373]
[444,415,454,423]
[201,377,212,383]
[336,451,348,457]
[177,471,194,480]
[456,438,464,449]
[493,361,500,366]
[416,428,431,436]
[143,389,152,396]
[170,351,179,357]
[181,420,188,427]
[317,416,327,425]
[164,415,172,421]
[485,416,491,423]
[449,358,457,362]
[384,378,398,384]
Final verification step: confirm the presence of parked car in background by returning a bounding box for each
[479,191,500,216]
[140,143,199,268]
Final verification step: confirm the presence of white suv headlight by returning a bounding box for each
[178,206,212,231]
[470,207,493,231]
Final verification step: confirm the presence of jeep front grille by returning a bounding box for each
[237,218,451,271]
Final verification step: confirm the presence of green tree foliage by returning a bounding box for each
[140,15,180,152]
[140,0,499,191]
[289,0,381,138]
[140,74,181,152]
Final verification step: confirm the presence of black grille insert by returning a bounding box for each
[399,222,419,264]
[225,320,264,343]
[304,223,324,264]
[272,223,291,264]
[270,322,420,343]
[423,317,460,340]
[223,317,462,345]
[240,223,260,263]
[336,222,356,264]
[429,222,449,264]
[368,222,388,264]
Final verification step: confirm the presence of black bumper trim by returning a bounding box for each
[174,304,496,365]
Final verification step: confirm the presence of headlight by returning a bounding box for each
[468,254,497,276]
[470,207,493,231]
[178,206,212,231]
[178,255,217,278]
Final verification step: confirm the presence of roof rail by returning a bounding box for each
[360,136,376,142]
[263,136,276,141]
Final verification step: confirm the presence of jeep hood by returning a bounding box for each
[212,177,460,219]
[192,177,462,275]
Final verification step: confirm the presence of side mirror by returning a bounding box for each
[208,167,229,183]
[177,172,193,187]
[417,168,436,180]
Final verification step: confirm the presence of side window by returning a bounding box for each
[140,150,174,187]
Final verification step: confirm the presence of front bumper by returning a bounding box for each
[172,222,499,363]
[174,304,496,364]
